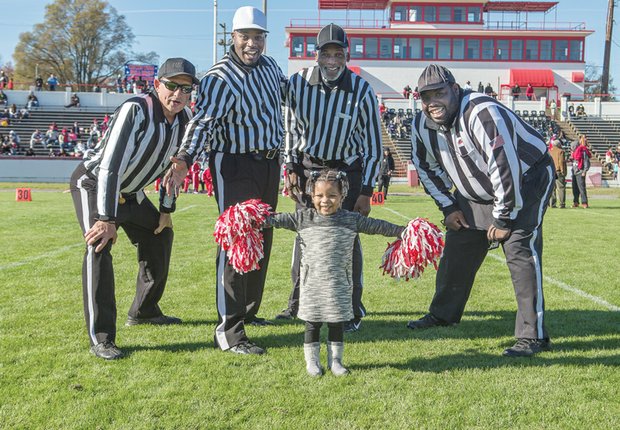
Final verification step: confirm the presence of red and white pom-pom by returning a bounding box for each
[214,199,273,273]
[380,218,444,281]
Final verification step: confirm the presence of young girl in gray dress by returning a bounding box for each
[266,169,405,377]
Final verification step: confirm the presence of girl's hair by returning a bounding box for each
[306,168,349,199]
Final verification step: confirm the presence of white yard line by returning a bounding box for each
[1,204,199,271]
[177,204,199,213]
[0,243,83,271]
[379,206,620,312]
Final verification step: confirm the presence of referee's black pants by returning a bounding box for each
[428,155,554,340]
[210,151,280,350]
[70,164,173,347]
[285,157,366,321]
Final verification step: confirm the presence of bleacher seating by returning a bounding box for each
[0,106,113,156]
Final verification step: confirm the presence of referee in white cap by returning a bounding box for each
[166,6,287,355]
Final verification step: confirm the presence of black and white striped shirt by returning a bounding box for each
[411,91,548,226]
[83,92,192,220]
[177,50,287,165]
[285,66,382,194]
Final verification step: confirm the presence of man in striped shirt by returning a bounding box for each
[276,23,382,333]
[70,58,198,360]
[408,64,554,357]
[167,6,286,355]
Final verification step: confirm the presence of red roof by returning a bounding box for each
[510,69,555,87]
[484,2,558,13]
[318,0,389,10]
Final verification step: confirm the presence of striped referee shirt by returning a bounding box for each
[83,92,192,221]
[411,90,548,227]
[285,66,382,194]
[177,50,287,166]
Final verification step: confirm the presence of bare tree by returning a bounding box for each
[13,0,155,91]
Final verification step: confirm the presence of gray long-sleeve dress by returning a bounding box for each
[267,209,404,323]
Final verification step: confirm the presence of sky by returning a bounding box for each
[0,0,615,86]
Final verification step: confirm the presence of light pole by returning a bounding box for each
[213,0,218,66]
[218,23,232,59]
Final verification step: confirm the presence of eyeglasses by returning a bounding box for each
[160,80,193,94]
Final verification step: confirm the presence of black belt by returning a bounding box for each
[306,155,346,168]
[249,148,279,160]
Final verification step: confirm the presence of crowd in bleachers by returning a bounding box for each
[0,112,110,157]
[380,103,417,140]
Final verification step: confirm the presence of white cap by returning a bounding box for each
[232,6,268,33]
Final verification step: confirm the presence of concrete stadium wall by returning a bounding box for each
[0,157,81,183]
[2,89,134,109]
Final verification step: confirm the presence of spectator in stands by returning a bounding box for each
[576,104,586,117]
[47,73,59,91]
[44,125,59,147]
[549,138,566,208]
[35,76,43,91]
[87,126,100,148]
[1,134,11,154]
[0,71,7,89]
[379,102,387,117]
[571,135,591,208]
[71,121,81,138]
[0,89,8,108]
[0,109,9,126]
[116,74,123,93]
[377,147,395,199]
[403,84,412,99]
[477,81,484,93]
[7,77,14,90]
[8,104,19,119]
[7,130,20,154]
[412,86,420,100]
[549,99,557,119]
[568,103,575,118]
[525,83,534,100]
[512,83,521,100]
[605,146,615,171]
[26,92,39,109]
[463,81,472,91]
[484,83,495,97]
[65,93,80,108]
[30,129,44,149]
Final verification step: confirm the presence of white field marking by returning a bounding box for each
[379,206,620,312]
[177,204,199,213]
[486,253,620,312]
[0,243,83,271]
[1,205,201,271]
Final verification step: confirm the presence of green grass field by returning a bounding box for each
[1,183,619,429]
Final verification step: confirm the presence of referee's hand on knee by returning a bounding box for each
[85,221,118,253]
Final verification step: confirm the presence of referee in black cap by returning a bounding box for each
[277,23,382,332]
[408,64,554,357]
[70,57,198,360]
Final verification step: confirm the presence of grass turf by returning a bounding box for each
[1,184,619,429]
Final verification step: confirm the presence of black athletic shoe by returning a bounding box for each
[248,316,274,326]
[344,318,361,333]
[90,341,124,360]
[275,308,297,320]
[125,314,182,326]
[406,313,455,330]
[503,338,551,357]
[227,341,265,355]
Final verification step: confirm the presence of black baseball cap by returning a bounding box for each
[158,58,199,85]
[418,64,456,92]
[316,23,348,50]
